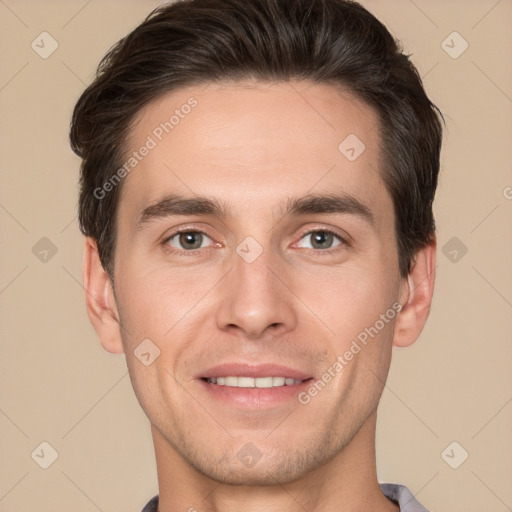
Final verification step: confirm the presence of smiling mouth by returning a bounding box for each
[201,376,313,388]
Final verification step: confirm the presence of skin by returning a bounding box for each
[83,80,436,512]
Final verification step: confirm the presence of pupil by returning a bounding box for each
[313,231,332,249]
[180,232,202,249]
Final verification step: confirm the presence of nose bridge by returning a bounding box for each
[215,240,296,338]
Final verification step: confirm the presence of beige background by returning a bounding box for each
[1,0,511,511]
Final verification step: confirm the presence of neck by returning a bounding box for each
[152,410,398,512]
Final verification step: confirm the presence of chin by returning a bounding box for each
[185,439,335,486]
[194,461,305,486]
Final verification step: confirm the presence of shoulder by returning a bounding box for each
[141,494,159,512]
[380,483,430,512]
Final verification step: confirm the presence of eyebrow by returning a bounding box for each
[284,193,375,226]
[136,192,375,230]
[136,195,228,230]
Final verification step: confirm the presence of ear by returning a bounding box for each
[83,237,124,354]
[393,239,436,347]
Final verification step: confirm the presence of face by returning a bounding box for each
[110,80,407,484]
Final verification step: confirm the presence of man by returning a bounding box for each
[70,0,442,510]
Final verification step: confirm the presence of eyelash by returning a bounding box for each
[161,227,349,256]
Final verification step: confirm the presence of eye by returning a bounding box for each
[296,229,345,250]
[165,230,213,251]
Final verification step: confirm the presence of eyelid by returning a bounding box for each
[161,223,213,240]
[161,225,218,253]
[292,226,350,250]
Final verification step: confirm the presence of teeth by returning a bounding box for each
[238,376,255,388]
[254,376,272,388]
[272,377,285,386]
[225,376,238,386]
[206,376,303,388]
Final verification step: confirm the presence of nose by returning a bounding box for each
[215,247,298,340]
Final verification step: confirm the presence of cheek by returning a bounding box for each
[115,256,213,339]
[293,263,397,343]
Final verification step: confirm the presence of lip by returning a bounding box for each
[196,363,313,381]
[197,377,313,408]
[195,363,314,409]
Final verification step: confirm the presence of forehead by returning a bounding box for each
[118,80,392,226]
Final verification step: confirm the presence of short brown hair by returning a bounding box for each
[70,0,443,280]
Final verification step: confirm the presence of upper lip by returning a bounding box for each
[197,363,313,381]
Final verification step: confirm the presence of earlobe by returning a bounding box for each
[83,237,124,354]
[393,240,436,348]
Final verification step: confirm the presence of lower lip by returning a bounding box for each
[197,378,313,408]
